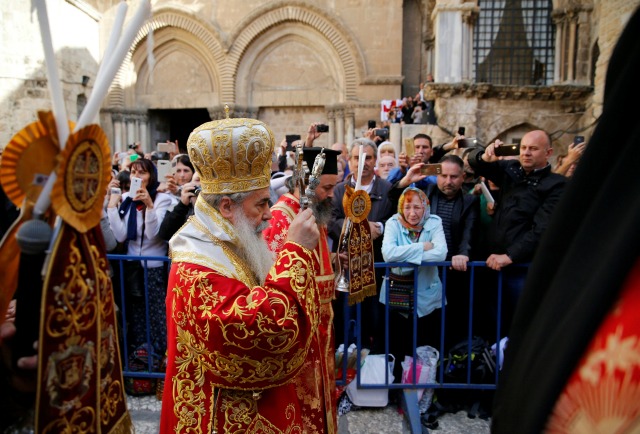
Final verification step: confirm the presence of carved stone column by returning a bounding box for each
[336,108,345,145]
[112,113,124,152]
[345,108,355,145]
[326,108,336,144]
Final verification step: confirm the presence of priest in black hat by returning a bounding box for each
[263,146,341,432]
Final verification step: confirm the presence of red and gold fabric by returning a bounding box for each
[161,197,326,433]
[339,185,377,305]
[0,112,132,432]
[263,192,338,433]
[546,260,640,433]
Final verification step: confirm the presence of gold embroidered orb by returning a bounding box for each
[187,117,275,194]
[51,124,111,232]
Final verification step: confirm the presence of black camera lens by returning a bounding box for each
[193,186,202,196]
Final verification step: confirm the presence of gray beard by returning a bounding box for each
[232,210,275,285]
[311,197,332,227]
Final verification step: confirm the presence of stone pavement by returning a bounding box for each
[127,394,491,433]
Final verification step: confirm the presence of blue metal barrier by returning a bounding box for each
[108,253,524,432]
[108,254,171,381]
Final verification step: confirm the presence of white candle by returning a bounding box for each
[355,144,365,191]
[76,0,151,131]
[94,1,128,88]
[33,0,69,219]
[34,0,151,218]
[34,0,69,148]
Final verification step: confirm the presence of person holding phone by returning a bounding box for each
[468,130,566,336]
[379,186,447,379]
[106,158,174,359]
[553,136,586,177]
[163,154,195,196]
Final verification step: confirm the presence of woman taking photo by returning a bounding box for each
[106,158,173,361]
[380,186,447,378]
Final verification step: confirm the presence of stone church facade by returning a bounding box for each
[1,0,639,157]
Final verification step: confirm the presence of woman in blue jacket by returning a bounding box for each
[380,186,447,378]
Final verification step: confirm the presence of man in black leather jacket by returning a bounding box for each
[468,130,566,334]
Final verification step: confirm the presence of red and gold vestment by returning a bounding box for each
[263,192,338,433]
[160,196,326,433]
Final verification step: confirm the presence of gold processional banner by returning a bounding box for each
[340,185,377,305]
[0,111,132,433]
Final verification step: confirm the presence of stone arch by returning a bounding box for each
[225,1,365,103]
[235,23,346,107]
[109,8,226,108]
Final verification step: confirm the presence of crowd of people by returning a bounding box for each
[0,112,587,431]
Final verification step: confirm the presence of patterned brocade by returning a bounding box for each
[263,193,338,434]
[161,199,324,433]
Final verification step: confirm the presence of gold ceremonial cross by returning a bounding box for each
[72,144,100,207]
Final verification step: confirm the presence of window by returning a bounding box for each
[474,0,555,85]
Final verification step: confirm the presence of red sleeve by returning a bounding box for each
[165,240,318,389]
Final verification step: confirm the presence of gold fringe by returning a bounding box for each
[348,283,377,306]
[107,412,134,434]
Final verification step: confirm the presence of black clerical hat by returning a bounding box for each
[302,147,341,175]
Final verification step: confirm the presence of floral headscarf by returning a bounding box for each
[397,186,430,240]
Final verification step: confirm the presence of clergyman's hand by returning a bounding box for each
[287,208,319,251]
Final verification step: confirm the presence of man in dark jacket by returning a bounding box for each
[468,130,566,335]
[330,138,394,351]
[389,154,480,344]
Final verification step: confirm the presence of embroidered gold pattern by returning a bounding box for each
[187,118,275,194]
[170,242,318,430]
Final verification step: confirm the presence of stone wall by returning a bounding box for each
[1,0,640,157]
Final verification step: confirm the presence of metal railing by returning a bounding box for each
[107,254,525,432]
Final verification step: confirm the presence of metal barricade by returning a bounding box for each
[108,253,525,431]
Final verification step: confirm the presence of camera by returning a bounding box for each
[368,120,377,129]
[316,124,329,133]
[193,186,202,196]
[573,135,585,145]
[458,126,466,136]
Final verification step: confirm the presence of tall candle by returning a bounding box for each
[34,0,151,218]
[34,0,69,148]
[33,0,69,219]
[76,0,151,131]
[94,1,128,88]
[355,144,365,191]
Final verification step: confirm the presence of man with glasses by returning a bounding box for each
[329,138,394,352]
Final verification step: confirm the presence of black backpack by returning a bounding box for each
[424,336,496,425]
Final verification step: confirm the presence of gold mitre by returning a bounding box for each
[187,112,275,195]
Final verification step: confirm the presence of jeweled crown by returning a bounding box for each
[187,112,275,195]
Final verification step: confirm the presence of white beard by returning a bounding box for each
[232,209,275,285]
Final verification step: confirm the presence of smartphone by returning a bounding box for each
[458,126,466,136]
[457,138,477,148]
[130,176,143,193]
[316,124,329,133]
[368,120,377,129]
[404,138,415,158]
[157,160,172,181]
[573,135,585,145]
[374,128,388,139]
[494,144,520,157]
[420,163,442,176]
[157,142,173,153]
[285,134,301,151]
